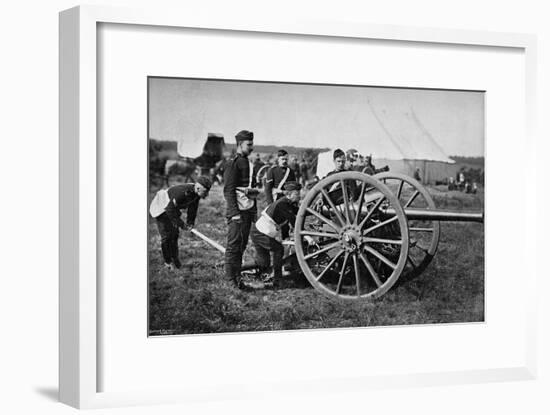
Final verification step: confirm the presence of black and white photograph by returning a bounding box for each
[148,77,485,335]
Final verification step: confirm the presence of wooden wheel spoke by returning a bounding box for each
[359,195,385,229]
[340,180,351,224]
[397,180,405,200]
[363,237,403,245]
[305,207,340,232]
[405,190,420,207]
[363,215,398,235]
[320,189,346,227]
[315,250,345,282]
[352,254,361,296]
[354,182,367,226]
[300,230,339,239]
[304,241,342,260]
[336,252,350,294]
[364,245,397,270]
[359,252,383,287]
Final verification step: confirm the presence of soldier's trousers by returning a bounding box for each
[224,209,256,279]
[250,226,284,280]
[155,213,179,264]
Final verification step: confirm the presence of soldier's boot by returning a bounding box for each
[240,260,260,273]
[226,263,251,291]
[271,266,284,289]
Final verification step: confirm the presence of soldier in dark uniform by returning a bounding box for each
[265,149,296,205]
[323,148,360,205]
[243,182,311,288]
[149,176,212,270]
[289,156,300,185]
[253,153,264,171]
[414,167,422,182]
[223,130,259,289]
[299,158,309,187]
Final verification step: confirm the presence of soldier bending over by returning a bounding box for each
[149,176,211,270]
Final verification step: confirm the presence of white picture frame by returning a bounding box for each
[59,5,538,409]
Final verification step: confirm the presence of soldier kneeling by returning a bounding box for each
[243,181,312,288]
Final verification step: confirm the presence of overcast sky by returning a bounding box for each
[149,78,484,157]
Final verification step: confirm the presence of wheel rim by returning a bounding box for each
[294,171,409,300]
[374,172,440,281]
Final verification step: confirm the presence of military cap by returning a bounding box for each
[333,148,345,160]
[277,149,288,157]
[346,148,358,160]
[196,175,212,190]
[283,181,302,191]
[235,130,254,142]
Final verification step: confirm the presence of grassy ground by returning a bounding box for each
[148,182,484,335]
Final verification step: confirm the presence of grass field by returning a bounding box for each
[148,181,484,335]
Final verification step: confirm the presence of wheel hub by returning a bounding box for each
[339,225,362,252]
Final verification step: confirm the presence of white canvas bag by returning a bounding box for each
[149,189,170,218]
[236,160,255,210]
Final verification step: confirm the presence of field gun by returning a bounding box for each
[291,171,484,300]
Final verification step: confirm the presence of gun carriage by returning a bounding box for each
[289,170,483,300]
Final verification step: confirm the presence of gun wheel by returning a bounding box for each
[294,171,409,300]
[374,172,440,282]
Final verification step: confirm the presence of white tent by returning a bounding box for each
[148,79,479,181]
[316,99,458,184]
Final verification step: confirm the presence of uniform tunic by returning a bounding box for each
[323,169,359,207]
[265,165,296,204]
[223,153,257,218]
[223,153,257,280]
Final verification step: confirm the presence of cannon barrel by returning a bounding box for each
[385,208,484,223]
[322,201,484,223]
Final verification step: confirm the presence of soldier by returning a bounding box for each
[414,167,422,182]
[253,152,264,172]
[345,149,358,170]
[223,130,259,289]
[265,149,296,204]
[243,182,312,288]
[322,148,359,205]
[289,155,300,184]
[324,148,347,178]
[149,176,212,270]
[299,157,309,187]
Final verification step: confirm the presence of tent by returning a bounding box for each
[315,99,459,184]
[149,79,477,182]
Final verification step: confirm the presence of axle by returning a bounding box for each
[387,208,484,223]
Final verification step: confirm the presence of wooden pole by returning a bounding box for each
[190,229,226,254]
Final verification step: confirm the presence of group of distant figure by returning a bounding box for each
[447,168,479,194]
